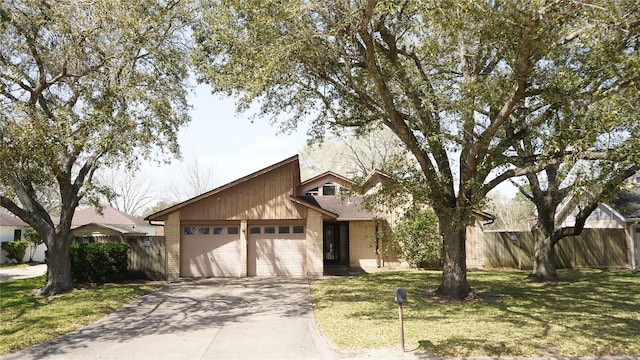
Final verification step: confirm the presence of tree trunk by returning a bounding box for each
[436,214,471,300]
[529,225,559,282]
[38,232,74,295]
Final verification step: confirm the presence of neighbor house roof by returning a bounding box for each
[146,155,300,221]
[0,211,29,227]
[72,205,147,227]
[72,223,147,236]
[611,187,640,220]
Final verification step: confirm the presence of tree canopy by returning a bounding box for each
[194,0,639,299]
[0,0,192,294]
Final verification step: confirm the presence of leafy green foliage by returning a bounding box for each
[23,227,44,262]
[390,209,441,268]
[0,0,192,294]
[70,243,129,284]
[193,0,639,298]
[1,240,28,263]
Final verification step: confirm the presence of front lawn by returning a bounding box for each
[311,269,640,357]
[0,276,160,355]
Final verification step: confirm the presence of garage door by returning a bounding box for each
[181,225,241,277]
[248,224,306,277]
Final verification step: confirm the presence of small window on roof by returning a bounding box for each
[264,226,276,234]
[305,187,319,196]
[184,227,195,235]
[227,227,239,235]
[249,226,261,234]
[293,225,305,234]
[198,227,210,235]
[278,226,290,234]
[322,183,336,196]
[213,227,224,235]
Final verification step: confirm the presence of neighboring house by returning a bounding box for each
[556,183,640,270]
[146,155,493,280]
[71,205,159,239]
[0,210,46,263]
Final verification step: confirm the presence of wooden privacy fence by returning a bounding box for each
[73,236,166,280]
[484,228,629,269]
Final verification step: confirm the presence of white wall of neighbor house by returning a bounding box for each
[1,226,47,263]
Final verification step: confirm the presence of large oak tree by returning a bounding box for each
[0,0,192,294]
[193,0,639,299]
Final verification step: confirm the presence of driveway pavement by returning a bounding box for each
[0,263,47,282]
[1,278,339,360]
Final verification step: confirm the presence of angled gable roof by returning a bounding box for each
[146,155,300,221]
[72,205,147,227]
[72,223,147,236]
[300,171,355,187]
[361,169,393,192]
[0,211,29,227]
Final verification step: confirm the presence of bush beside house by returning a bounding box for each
[70,243,129,283]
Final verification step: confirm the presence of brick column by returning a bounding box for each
[164,211,181,281]
[306,210,323,276]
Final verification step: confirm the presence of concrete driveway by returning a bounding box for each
[1,278,339,360]
[0,263,47,282]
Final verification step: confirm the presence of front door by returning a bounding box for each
[324,222,349,266]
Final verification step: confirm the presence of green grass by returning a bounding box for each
[0,276,160,355]
[311,269,640,357]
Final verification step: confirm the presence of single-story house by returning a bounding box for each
[71,205,160,238]
[0,210,46,263]
[146,155,492,280]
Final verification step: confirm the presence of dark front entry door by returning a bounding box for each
[324,223,349,266]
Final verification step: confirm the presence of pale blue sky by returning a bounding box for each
[141,83,515,202]
[141,83,310,195]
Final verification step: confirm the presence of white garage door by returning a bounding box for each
[181,225,241,277]
[248,224,306,277]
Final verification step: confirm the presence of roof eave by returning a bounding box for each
[145,155,300,221]
[289,196,338,219]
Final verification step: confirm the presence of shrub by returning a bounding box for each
[1,240,29,263]
[70,243,129,283]
[24,227,44,262]
[390,208,442,268]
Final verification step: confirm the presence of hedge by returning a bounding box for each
[70,243,129,283]
[1,240,29,263]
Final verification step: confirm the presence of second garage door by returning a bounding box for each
[181,224,242,277]
[248,224,306,277]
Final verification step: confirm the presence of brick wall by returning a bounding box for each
[165,211,181,281]
[306,210,323,276]
[349,221,378,269]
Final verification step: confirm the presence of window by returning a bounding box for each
[305,187,319,196]
[213,227,224,235]
[183,227,195,235]
[293,225,305,234]
[13,229,22,240]
[264,226,276,234]
[322,183,336,196]
[198,227,210,235]
[278,226,290,234]
[227,227,239,235]
[249,226,261,234]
